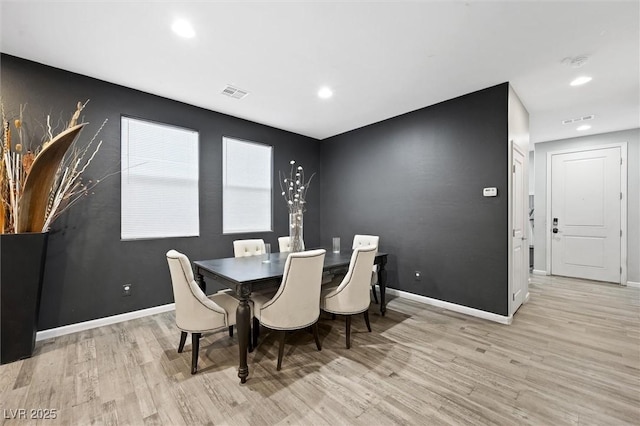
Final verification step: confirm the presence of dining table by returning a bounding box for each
[193,249,388,384]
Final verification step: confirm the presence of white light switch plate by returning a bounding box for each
[483,187,498,197]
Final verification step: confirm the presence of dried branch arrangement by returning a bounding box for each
[279,160,315,214]
[1,101,107,233]
[279,160,315,252]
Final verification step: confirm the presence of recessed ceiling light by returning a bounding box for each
[576,124,591,131]
[317,87,333,99]
[172,19,195,38]
[570,76,592,86]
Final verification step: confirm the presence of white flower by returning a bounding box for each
[279,160,315,214]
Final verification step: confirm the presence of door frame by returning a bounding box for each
[545,142,628,284]
[509,142,528,316]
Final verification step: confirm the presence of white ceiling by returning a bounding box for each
[1,1,639,146]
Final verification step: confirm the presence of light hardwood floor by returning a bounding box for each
[1,275,639,425]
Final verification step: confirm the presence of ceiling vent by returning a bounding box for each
[562,114,595,125]
[562,55,589,68]
[221,85,249,100]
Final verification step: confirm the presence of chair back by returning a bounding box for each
[257,249,326,330]
[352,234,379,250]
[233,239,266,257]
[166,250,226,331]
[326,246,377,313]
[278,236,305,252]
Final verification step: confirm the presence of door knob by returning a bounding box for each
[552,228,559,234]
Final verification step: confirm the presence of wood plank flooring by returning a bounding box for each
[1,274,638,425]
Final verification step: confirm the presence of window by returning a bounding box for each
[222,137,272,233]
[121,117,199,240]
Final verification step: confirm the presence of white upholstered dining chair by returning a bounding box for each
[278,236,305,252]
[251,249,326,371]
[321,245,377,349]
[233,239,266,257]
[166,249,241,374]
[352,234,380,303]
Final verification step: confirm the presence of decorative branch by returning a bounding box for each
[1,100,109,233]
[279,160,315,214]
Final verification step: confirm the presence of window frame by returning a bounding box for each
[120,115,200,241]
[222,136,273,234]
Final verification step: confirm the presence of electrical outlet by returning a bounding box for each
[122,284,132,296]
[414,271,421,281]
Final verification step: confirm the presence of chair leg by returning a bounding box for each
[276,331,286,371]
[191,332,201,374]
[371,284,379,304]
[228,325,234,337]
[178,331,188,353]
[363,310,372,332]
[345,315,352,349]
[312,322,322,351]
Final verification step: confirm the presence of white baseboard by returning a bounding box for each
[34,278,632,342]
[36,303,175,342]
[36,284,527,341]
[386,288,512,325]
[528,272,638,288]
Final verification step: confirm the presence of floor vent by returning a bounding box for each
[221,85,249,99]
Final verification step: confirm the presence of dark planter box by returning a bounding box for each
[1,232,48,364]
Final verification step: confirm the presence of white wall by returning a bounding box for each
[533,128,640,284]
[529,151,534,195]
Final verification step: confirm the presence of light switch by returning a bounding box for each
[483,187,498,197]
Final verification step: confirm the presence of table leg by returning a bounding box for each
[195,270,206,292]
[378,257,387,316]
[236,289,251,384]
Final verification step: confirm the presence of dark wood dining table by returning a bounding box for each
[193,250,388,384]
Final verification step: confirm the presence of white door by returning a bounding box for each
[512,146,526,313]
[550,147,621,283]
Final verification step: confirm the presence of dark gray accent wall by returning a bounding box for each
[1,54,321,329]
[2,54,513,326]
[320,83,510,315]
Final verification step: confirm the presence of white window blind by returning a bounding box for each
[121,117,199,240]
[223,137,272,233]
